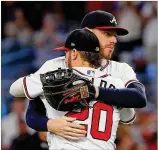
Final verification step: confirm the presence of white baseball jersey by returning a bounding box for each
[23,57,136,149]
[23,56,140,99]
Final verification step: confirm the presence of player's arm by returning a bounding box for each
[26,97,49,131]
[95,63,147,108]
[10,74,49,131]
[96,82,147,108]
[9,60,50,97]
[10,57,67,97]
[26,97,86,140]
[9,77,25,97]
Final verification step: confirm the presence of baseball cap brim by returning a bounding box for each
[95,26,129,35]
[53,46,69,51]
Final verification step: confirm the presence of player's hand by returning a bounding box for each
[47,116,87,140]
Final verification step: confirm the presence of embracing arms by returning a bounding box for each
[10,77,146,132]
[97,82,147,108]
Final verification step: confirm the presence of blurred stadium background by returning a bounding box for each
[1,1,157,150]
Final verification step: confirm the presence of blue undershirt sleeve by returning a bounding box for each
[97,82,147,108]
[25,97,49,131]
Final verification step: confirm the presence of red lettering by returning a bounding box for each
[65,102,113,141]
[64,95,80,104]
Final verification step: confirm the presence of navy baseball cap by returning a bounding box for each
[81,10,128,36]
[53,29,100,53]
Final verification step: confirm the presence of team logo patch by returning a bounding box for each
[71,42,75,47]
[110,17,117,25]
[87,70,95,75]
[80,86,89,98]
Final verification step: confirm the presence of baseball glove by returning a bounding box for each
[40,68,96,111]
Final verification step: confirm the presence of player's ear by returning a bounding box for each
[71,49,78,60]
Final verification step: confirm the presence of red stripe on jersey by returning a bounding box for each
[120,114,136,124]
[23,77,33,99]
[125,80,140,87]
[99,74,109,78]
[100,60,109,71]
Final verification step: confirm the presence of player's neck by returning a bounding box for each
[72,61,94,68]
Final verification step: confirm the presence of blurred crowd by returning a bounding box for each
[1,1,157,150]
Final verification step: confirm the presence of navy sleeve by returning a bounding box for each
[97,82,147,108]
[26,97,49,131]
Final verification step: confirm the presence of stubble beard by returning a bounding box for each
[100,47,114,60]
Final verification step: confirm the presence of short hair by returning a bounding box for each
[79,51,101,68]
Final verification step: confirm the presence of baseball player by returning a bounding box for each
[20,29,135,150]
[10,10,147,139]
